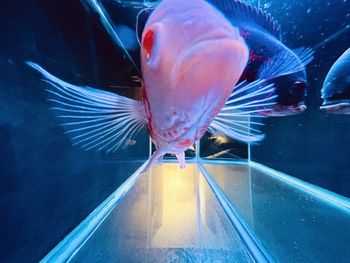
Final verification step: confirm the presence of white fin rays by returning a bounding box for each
[26,62,147,153]
[209,80,277,143]
[292,47,315,66]
[258,47,314,80]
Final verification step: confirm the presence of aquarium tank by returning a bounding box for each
[1,0,349,262]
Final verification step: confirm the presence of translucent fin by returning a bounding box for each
[141,150,164,173]
[209,79,277,143]
[82,0,141,74]
[26,62,147,153]
[156,154,164,164]
[136,7,154,46]
[292,47,315,66]
[207,0,282,40]
[175,152,186,169]
[258,50,307,80]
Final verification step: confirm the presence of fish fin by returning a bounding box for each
[175,152,186,169]
[26,62,147,153]
[136,7,155,46]
[81,0,141,74]
[141,150,164,173]
[207,0,282,40]
[292,47,315,66]
[257,49,307,80]
[156,154,164,164]
[209,79,277,143]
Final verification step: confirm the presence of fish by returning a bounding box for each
[320,48,350,114]
[27,0,278,170]
[207,0,314,116]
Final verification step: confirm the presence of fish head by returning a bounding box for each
[261,73,308,116]
[140,12,249,153]
[320,101,350,114]
[321,80,350,114]
[320,49,350,114]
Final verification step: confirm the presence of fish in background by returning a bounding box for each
[27,0,290,170]
[320,48,350,114]
[207,0,314,116]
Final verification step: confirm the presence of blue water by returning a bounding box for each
[0,0,349,262]
[250,0,350,197]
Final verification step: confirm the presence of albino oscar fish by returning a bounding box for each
[27,0,277,170]
[137,0,314,117]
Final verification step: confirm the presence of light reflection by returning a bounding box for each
[213,135,231,145]
[204,164,254,227]
[148,164,200,248]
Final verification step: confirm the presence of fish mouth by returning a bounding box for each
[261,103,307,116]
[320,101,350,114]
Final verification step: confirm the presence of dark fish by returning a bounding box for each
[208,0,314,116]
[320,48,350,114]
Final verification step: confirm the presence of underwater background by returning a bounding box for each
[0,0,349,262]
[250,0,350,198]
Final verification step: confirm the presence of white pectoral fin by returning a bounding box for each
[258,48,313,80]
[175,152,186,169]
[26,62,147,153]
[258,47,314,80]
[292,47,314,66]
[209,80,277,143]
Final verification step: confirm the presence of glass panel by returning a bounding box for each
[200,133,248,160]
[0,1,149,262]
[204,163,350,262]
[71,163,253,262]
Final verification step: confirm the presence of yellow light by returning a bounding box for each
[149,164,200,248]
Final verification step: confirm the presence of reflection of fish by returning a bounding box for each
[27,0,276,170]
[208,0,314,116]
[320,48,350,114]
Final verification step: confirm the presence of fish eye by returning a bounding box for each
[292,81,306,94]
[143,29,155,60]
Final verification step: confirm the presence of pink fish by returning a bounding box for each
[27,0,276,170]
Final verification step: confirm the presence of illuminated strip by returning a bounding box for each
[197,162,273,263]
[41,162,147,263]
[201,158,248,165]
[249,161,350,212]
[162,158,196,163]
